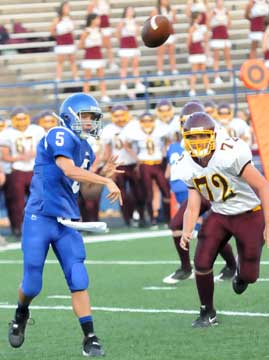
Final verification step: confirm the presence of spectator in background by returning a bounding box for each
[262,22,269,67]
[186,0,209,28]
[151,0,178,76]
[0,24,10,45]
[87,0,118,71]
[208,0,233,84]
[245,0,269,59]
[116,7,145,94]
[50,1,78,81]
[187,12,215,97]
[0,107,45,238]
[79,13,111,103]
[33,110,58,133]
[203,99,218,120]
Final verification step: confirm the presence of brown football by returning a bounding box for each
[141,15,173,48]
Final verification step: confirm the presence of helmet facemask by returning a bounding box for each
[68,107,103,139]
[139,114,155,134]
[217,107,233,127]
[183,128,215,158]
[156,104,174,124]
[39,115,58,132]
[111,108,130,128]
[11,113,30,132]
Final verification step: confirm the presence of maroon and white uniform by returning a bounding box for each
[102,121,144,225]
[159,6,175,45]
[101,122,136,165]
[228,118,252,145]
[118,19,140,58]
[191,1,207,28]
[172,137,264,282]
[210,7,231,49]
[188,24,207,64]
[0,124,45,234]
[123,120,170,221]
[248,0,269,41]
[54,16,76,54]
[92,0,112,36]
[81,27,105,70]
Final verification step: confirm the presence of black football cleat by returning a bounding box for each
[232,273,248,295]
[192,306,218,328]
[163,267,193,284]
[8,310,30,348]
[218,265,236,280]
[82,334,105,357]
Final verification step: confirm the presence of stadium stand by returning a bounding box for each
[0,0,262,117]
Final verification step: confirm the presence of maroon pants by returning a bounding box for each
[195,209,265,283]
[78,194,101,222]
[115,164,145,224]
[170,196,235,266]
[4,170,33,233]
[170,196,211,231]
[139,163,170,221]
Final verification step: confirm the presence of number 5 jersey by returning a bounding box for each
[25,127,95,219]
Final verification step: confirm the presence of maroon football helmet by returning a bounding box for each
[183,112,216,158]
[180,101,205,130]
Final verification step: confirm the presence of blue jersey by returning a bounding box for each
[25,127,95,219]
[166,142,188,200]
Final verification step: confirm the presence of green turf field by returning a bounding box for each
[0,229,268,360]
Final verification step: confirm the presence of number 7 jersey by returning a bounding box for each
[171,137,260,215]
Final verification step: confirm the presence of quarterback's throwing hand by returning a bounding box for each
[180,232,192,251]
[106,179,123,205]
[102,155,125,178]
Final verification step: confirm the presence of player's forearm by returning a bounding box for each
[183,207,200,235]
[64,165,112,186]
[258,185,269,225]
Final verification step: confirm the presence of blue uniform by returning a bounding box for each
[22,127,96,296]
[166,142,188,204]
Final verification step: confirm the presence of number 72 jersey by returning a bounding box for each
[171,137,261,215]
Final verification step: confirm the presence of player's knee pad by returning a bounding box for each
[194,256,212,273]
[69,262,89,291]
[22,265,43,298]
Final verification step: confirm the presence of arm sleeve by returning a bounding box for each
[46,128,76,160]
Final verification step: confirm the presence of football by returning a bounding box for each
[141,15,173,48]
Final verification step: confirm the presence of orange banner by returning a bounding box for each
[247,93,269,179]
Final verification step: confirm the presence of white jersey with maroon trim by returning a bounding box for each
[228,117,251,145]
[167,115,181,139]
[171,137,260,215]
[0,124,45,171]
[101,122,136,165]
[123,120,169,162]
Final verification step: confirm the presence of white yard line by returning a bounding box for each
[1,304,269,318]
[143,286,177,290]
[0,259,268,266]
[0,230,172,252]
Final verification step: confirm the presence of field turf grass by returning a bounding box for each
[0,229,268,360]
